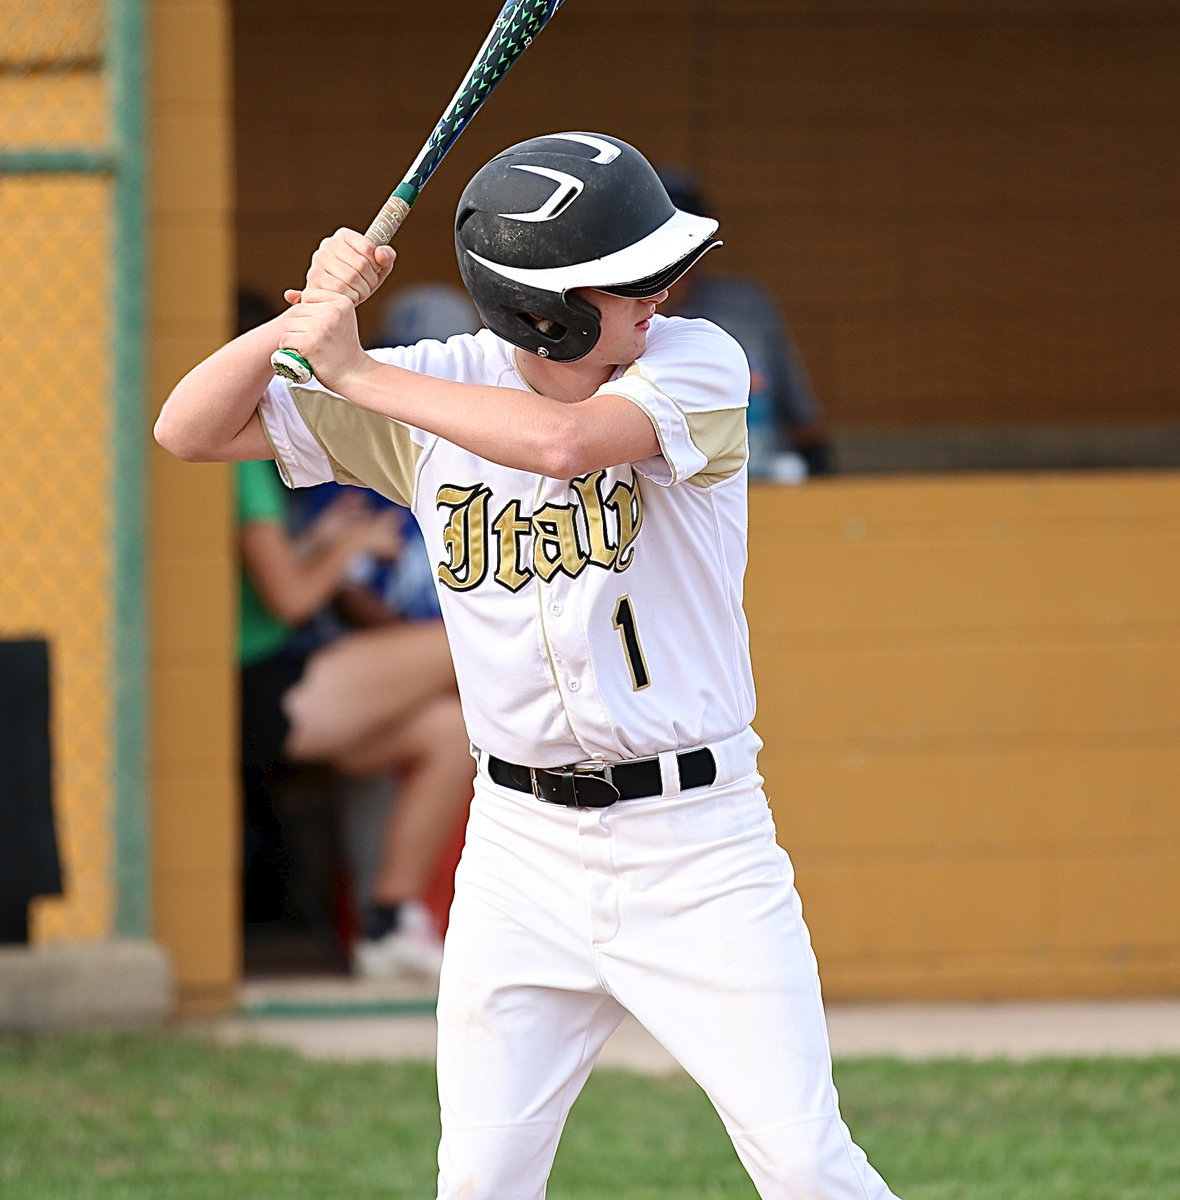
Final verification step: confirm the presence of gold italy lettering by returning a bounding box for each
[436,473,645,593]
[492,500,532,592]
[570,470,617,569]
[604,477,643,571]
[436,484,491,591]
[532,504,589,582]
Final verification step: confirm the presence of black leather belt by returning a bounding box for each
[486,748,717,809]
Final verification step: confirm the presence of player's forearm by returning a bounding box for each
[336,357,652,478]
[155,319,284,462]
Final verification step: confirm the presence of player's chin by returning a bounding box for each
[591,321,650,365]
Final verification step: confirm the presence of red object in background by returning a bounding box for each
[422,815,468,936]
[333,797,469,954]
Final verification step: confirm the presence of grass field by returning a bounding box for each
[1,1030,1178,1199]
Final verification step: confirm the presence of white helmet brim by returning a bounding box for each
[466,208,719,297]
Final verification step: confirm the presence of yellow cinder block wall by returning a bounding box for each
[747,472,1180,999]
[149,0,239,1016]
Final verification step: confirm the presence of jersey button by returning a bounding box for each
[549,602,563,615]
[567,678,581,692]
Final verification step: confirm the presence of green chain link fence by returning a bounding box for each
[0,0,147,940]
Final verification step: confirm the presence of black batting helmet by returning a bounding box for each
[455,132,720,361]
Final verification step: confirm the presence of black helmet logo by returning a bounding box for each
[496,133,622,224]
[498,166,584,223]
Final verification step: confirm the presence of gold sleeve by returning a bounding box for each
[685,408,748,488]
[289,386,423,506]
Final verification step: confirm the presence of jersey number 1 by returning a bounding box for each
[612,595,651,691]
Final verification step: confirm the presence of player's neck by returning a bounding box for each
[514,349,616,405]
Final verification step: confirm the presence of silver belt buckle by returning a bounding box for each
[574,760,613,783]
[568,760,619,808]
[527,760,620,808]
[528,767,546,802]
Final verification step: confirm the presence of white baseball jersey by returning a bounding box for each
[259,313,754,767]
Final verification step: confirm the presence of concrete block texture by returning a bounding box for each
[0,941,173,1031]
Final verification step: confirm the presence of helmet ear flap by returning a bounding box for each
[460,257,601,361]
[536,290,600,359]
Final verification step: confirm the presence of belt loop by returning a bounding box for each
[657,750,682,797]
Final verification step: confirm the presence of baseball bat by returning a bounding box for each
[271,0,567,385]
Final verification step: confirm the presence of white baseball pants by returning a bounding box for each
[434,732,899,1200]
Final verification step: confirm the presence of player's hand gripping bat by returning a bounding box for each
[271,0,567,385]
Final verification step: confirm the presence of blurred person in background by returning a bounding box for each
[237,290,474,983]
[368,279,482,350]
[657,167,835,480]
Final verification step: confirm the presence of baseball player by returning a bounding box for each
[156,132,900,1200]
